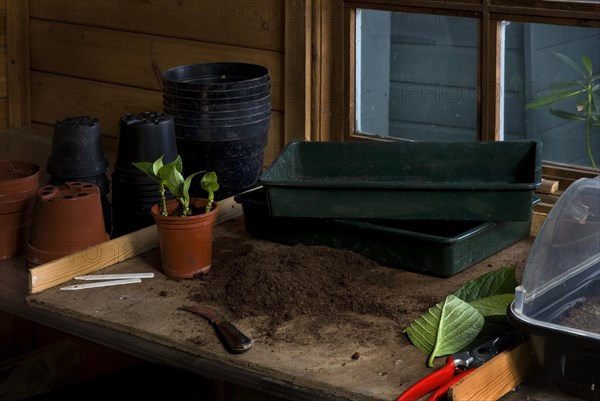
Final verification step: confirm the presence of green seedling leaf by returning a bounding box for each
[526,88,585,109]
[172,155,183,175]
[549,109,586,121]
[453,266,517,303]
[131,161,154,176]
[582,55,593,76]
[132,158,165,185]
[182,171,203,201]
[161,162,185,198]
[469,294,515,320]
[152,155,165,175]
[555,52,586,77]
[404,295,484,367]
[201,171,219,195]
[547,81,584,92]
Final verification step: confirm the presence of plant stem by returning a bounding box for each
[159,184,168,216]
[586,83,597,168]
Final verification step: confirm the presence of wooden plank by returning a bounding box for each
[535,192,560,206]
[28,197,242,294]
[5,0,30,128]
[29,0,284,52]
[530,210,547,236]
[537,178,559,194]
[30,71,163,138]
[534,202,553,214]
[284,0,311,142]
[29,224,158,294]
[0,0,7,130]
[29,19,283,110]
[449,341,536,401]
[215,196,244,225]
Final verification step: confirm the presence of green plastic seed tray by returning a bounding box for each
[234,186,533,277]
[259,140,542,221]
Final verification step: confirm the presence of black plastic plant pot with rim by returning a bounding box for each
[507,176,600,401]
[162,62,270,91]
[115,112,178,172]
[46,116,109,178]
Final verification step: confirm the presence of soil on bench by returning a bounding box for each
[189,223,531,347]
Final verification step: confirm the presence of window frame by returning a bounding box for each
[310,0,600,183]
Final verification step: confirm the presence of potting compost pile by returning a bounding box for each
[192,231,486,345]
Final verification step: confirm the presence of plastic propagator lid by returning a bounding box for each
[514,176,600,321]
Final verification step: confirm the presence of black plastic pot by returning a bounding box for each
[46,116,109,178]
[177,133,268,201]
[163,99,271,120]
[162,62,270,91]
[163,90,270,107]
[163,82,270,100]
[115,112,178,171]
[176,130,268,160]
[170,109,271,128]
[163,94,271,113]
[174,116,271,141]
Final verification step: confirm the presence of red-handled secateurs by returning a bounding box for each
[396,331,524,401]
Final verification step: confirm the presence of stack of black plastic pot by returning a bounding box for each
[110,112,177,238]
[162,62,271,200]
[46,116,111,235]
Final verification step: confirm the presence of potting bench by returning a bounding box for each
[0,128,584,401]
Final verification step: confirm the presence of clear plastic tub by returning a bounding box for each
[508,176,600,401]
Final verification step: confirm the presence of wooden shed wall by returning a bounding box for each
[4,0,300,166]
[0,1,6,130]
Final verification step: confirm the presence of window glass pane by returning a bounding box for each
[356,10,478,141]
[503,22,600,168]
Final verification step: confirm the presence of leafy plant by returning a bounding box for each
[132,155,219,217]
[526,52,600,168]
[403,266,517,367]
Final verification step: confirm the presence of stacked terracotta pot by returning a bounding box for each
[0,160,40,260]
[46,116,112,236]
[26,182,109,268]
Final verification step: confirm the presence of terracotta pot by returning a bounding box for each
[0,160,40,198]
[0,160,40,260]
[27,182,109,266]
[151,198,218,279]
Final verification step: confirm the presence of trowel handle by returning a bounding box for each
[213,320,253,353]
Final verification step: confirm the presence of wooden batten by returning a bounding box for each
[448,341,536,401]
[28,197,243,294]
[28,224,158,294]
[537,178,559,194]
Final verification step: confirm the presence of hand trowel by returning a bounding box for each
[180,305,253,353]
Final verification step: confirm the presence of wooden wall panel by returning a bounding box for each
[0,0,7,130]
[28,0,284,52]
[29,20,283,111]
[26,0,293,167]
[4,0,31,129]
[30,71,162,138]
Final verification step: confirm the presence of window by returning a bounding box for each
[348,1,600,172]
[504,22,599,168]
[356,10,478,141]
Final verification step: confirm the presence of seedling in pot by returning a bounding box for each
[132,155,218,216]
